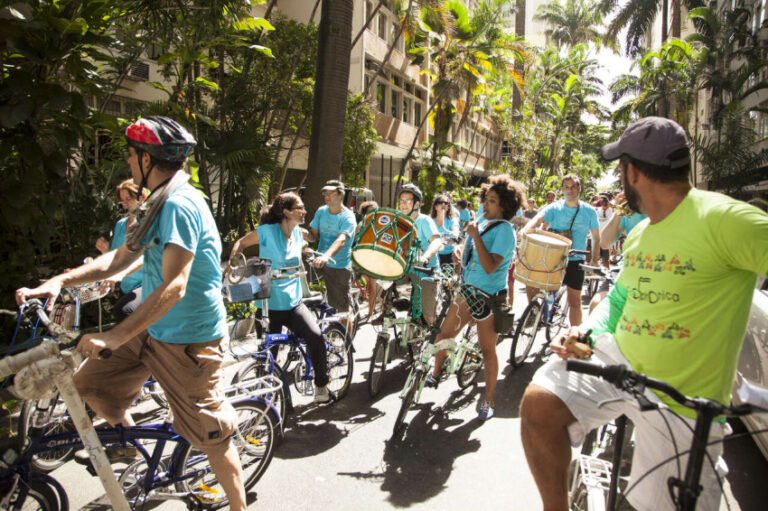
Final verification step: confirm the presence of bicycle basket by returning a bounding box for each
[73,285,109,304]
[224,258,272,303]
[458,284,489,317]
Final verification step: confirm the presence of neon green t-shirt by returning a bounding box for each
[584,189,768,417]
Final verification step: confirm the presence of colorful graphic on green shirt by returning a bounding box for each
[584,189,768,418]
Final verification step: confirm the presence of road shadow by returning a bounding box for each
[723,418,768,509]
[494,353,547,419]
[377,391,483,507]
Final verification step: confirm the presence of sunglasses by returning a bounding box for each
[434,201,448,206]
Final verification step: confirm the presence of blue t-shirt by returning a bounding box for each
[110,217,143,293]
[309,205,356,269]
[140,184,227,343]
[620,212,648,235]
[411,213,440,274]
[435,215,459,255]
[461,219,516,294]
[458,208,473,229]
[257,223,304,311]
[542,200,599,260]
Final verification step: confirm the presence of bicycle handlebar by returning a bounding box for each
[565,360,763,417]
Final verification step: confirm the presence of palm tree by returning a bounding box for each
[304,0,354,217]
[602,0,703,57]
[534,0,604,49]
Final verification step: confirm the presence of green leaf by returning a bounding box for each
[249,44,273,58]
[2,400,18,411]
[157,52,178,66]
[195,77,220,91]
[0,102,34,128]
[233,17,274,32]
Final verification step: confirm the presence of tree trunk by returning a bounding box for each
[661,0,669,42]
[513,0,526,113]
[671,0,681,39]
[304,0,353,218]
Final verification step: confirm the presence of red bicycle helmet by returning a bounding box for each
[125,116,196,162]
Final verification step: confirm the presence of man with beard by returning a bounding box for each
[519,117,768,511]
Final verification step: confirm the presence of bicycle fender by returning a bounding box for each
[30,471,69,511]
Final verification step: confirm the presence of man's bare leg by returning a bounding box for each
[206,442,247,511]
[520,384,577,511]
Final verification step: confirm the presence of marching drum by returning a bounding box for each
[514,230,571,290]
[352,208,417,281]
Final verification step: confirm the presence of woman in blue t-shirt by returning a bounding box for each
[431,193,460,269]
[230,192,332,404]
[95,179,144,322]
[426,175,525,421]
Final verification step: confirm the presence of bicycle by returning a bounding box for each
[0,300,281,510]
[367,278,433,398]
[390,269,485,441]
[509,249,590,368]
[9,284,167,474]
[566,360,768,511]
[226,257,354,421]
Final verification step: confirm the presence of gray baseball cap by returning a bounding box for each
[601,117,690,168]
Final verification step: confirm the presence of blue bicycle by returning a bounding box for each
[225,258,354,422]
[1,301,280,510]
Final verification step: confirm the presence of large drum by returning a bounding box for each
[352,208,417,281]
[514,230,571,290]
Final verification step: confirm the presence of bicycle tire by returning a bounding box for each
[546,287,570,342]
[391,369,424,441]
[325,326,353,400]
[19,395,75,473]
[367,334,388,398]
[510,298,543,368]
[174,400,277,509]
[7,479,61,511]
[456,326,482,389]
[231,359,287,426]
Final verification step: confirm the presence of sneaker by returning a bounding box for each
[424,373,439,388]
[478,401,495,420]
[313,385,331,404]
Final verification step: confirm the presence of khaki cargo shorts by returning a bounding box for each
[73,331,236,453]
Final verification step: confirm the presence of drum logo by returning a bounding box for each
[381,233,393,244]
[378,216,391,226]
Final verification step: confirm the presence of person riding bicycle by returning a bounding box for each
[519,117,768,511]
[304,179,357,336]
[95,178,144,322]
[230,192,332,404]
[520,174,600,327]
[398,183,443,326]
[428,175,524,420]
[431,193,460,269]
[15,116,247,510]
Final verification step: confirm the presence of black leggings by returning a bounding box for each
[114,288,142,323]
[268,303,328,387]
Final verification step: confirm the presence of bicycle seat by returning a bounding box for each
[392,297,412,312]
[302,293,325,307]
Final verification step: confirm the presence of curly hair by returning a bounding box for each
[479,175,526,220]
[262,192,302,224]
[115,178,139,202]
[430,193,454,219]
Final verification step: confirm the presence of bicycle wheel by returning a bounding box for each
[510,298,544,368]
[367,332,388,398]
[174,400,277,509]
[456,326,482,389]
[391,369,424,441]
[325,326,353,400]
[19,395,75,473]
[146,379,169,410]
[231,359,287,424]
[546,287,570,342]
[5,479,61,511]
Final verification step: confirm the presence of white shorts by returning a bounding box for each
[531,334,729,511]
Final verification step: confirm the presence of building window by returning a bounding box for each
[415,102,422,124]
[377,82,387,113]
[378,12,388,40]
[391,89,400,118]
[403,96,411,124]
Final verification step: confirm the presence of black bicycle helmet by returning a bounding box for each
[399,183,423,204]
[125,116,196,163]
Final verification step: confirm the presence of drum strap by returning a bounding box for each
[463,220,507,267]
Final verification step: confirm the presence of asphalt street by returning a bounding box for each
[41,284,768,510]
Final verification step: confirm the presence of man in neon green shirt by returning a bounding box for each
[520,117,768,511]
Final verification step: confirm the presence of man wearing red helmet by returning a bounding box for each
[16,116,247,510]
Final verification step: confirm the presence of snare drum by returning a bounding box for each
[352,208,417,280]
[514,230,571,290]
